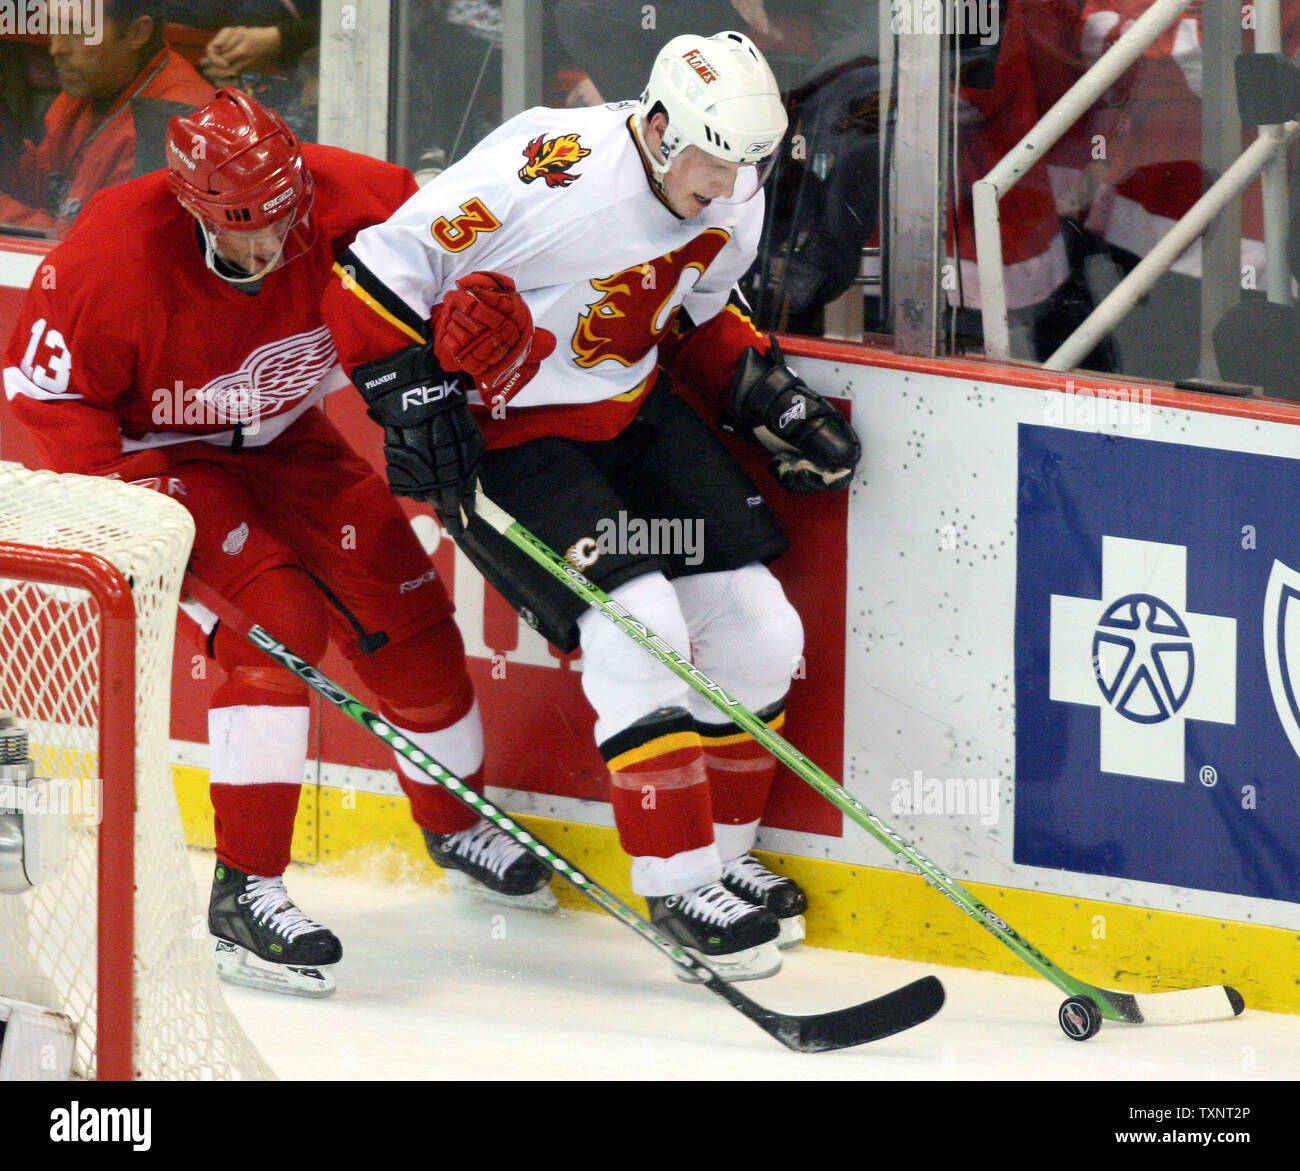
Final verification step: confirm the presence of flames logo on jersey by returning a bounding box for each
[518,133,591,187]
[572,230,730,369]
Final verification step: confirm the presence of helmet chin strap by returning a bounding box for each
[198,220,289,285]
[632,113,678,183]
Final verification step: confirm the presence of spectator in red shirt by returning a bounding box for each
[0,0,214,236]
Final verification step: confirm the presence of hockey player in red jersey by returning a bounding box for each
[322,32,860,981]
[2,89,554,998]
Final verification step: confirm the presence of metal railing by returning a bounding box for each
[972,0,1295,372]
[972,0,1192,362]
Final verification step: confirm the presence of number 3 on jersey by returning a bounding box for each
[20,318,73,397]
[431,198,501,253]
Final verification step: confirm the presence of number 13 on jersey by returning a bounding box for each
[20,319,73,397]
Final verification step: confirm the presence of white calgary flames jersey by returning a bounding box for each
[331,101,768,444]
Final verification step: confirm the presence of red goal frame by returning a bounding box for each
[0,540,136,1080]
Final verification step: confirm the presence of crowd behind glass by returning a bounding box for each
[1,1,1293,395]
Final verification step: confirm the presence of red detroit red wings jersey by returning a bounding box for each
[324,102,770,449]
[3,144,418,480]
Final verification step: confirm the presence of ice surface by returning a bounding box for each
[191,854,1300,1083]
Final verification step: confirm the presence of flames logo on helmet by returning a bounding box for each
[683,48,719,84]
[637,32,787,185]
[518,133,591,188]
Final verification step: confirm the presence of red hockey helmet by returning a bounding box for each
[166,89,315,276]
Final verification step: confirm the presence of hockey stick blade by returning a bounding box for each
[1098,984,1245,1026]
[712,973,945,1053]
[474,498,1249,1030]
[182,573,944,1052]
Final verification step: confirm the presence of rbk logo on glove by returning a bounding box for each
[401,380,461,411]
[350,343,484,537]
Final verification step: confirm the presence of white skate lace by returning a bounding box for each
[721,855,782,897]
[239,876,328,943]
[445,819,522,878]
[678,882,759,927]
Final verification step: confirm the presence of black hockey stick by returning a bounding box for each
[182,573,944,1053]
[473,497,1245,1037]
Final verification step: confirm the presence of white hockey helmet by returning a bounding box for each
[637,31,788,192]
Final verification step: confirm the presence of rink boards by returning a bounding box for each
[0,246,1294,1014]
[130,343,1300,1016]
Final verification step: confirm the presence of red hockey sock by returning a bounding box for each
[609,744,713,861]
[208,667,311,876]
[699,709,784,859]
[212,783,303,877]
[603,712,720,896]
[400,764,485,836]
[704,737,779,828]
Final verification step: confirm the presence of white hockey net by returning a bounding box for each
[0,465,271,1079]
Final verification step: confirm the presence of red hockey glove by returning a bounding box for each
[430,271,556,405]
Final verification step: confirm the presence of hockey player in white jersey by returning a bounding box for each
[322,31,860,981]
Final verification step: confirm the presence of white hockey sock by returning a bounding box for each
[390,700,484,788]
[208,704,310,786]
[631,841,723,898]
[576,572,694,744]
[713,819,761,863]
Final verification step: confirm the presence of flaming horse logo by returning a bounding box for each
[519,133,591,187]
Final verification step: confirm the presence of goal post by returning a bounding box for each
[0,464,271,1080]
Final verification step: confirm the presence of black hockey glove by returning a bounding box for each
[720,338,861,494]
[352,343,484,537]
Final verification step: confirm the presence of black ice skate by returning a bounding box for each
[423,819,557,913]
[209,862,342,998]
[646,880,782,982]
[721,853,808,949]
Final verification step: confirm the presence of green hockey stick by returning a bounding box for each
[473,495,1245,1037]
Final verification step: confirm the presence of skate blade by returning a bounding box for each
[213,939,337,999]
[777,914,806,949]
[673,940,782,984]
[443,867,559,913]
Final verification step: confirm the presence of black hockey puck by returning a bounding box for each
[1058,995,1102,1041]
